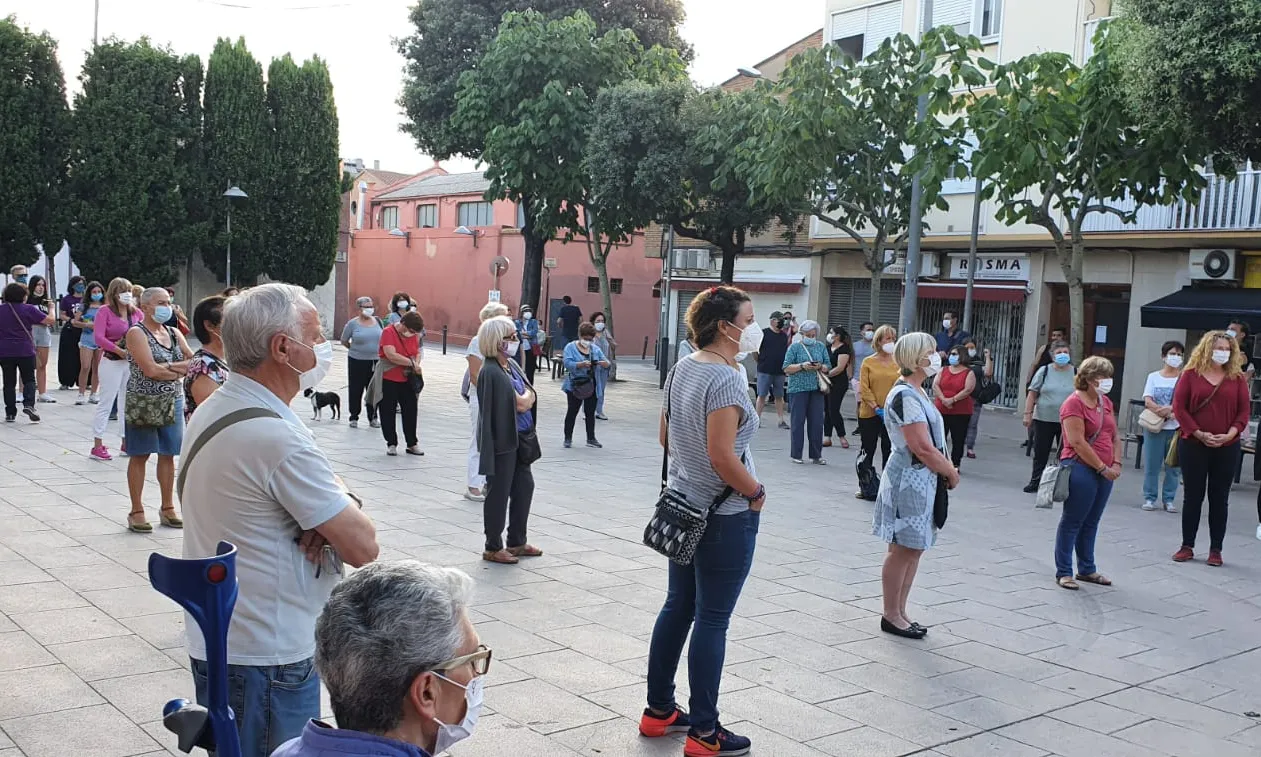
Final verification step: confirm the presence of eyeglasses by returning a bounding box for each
[433,645,493,676]
[314,545,343,579]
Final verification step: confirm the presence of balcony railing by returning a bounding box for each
[1080,169,1261,234]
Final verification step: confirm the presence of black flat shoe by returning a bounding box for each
[880,617,926,639]
[1022,481,1039,493]
[909,622,929,634]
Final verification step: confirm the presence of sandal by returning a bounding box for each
[1056,576,1079,590]
[127,510,153,533]
[1075,573,1112,586]
[482,549,519,564]
[507,544,543,558]
[159,507,183,529]
[839,437,850,449]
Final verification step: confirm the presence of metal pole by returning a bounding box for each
[93,0,100,47]
[899,0,934,335]
[225,205,232,289]
[962,176,983,333]
[659,226,675,389]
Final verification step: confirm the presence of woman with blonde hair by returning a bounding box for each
[1054,356,1121,589]
[90,277,142,460]
[873,332,957,638]
[1171,332,1250,567]
[463,301,511,500]
[856,324,900,498]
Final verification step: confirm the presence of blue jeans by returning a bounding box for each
[191,657,321,757]
[789,390,825,460]
[647,509,759,733]
[1142,428,1181,505]
[595,365,609,415]
[1054,461,1113,578]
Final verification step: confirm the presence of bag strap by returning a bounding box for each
[7,303,35,346]
[177,407,281,501]
[1193,379,1223,414]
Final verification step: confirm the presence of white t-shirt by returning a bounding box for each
[181,374,352,666]
[1142,371,1180,431]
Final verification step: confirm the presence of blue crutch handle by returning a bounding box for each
[149,541,242,757]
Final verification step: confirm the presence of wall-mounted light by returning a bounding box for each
[389,227,411,247]
[455,225,485,248]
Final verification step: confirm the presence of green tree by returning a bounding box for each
[1115,0,1261,166]
[969,33,1204,361]
[66,39,203,285]
[203,37,269,285]
[265,54,340,289]
[0,17,70,272]
[746,31,984,322]
[453,10,683,317]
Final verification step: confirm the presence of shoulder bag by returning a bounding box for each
[1036,401,1106,509]
[643,367,745,566]
[1166,378,1223,468]
[973,363,1002,405]
[895,382,950,529]
[814,345,832,394]
[569,347,597,400]
[124,325,179,428]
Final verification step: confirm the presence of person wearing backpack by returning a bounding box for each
[1022,341,1076,494]
[962,338,993,459]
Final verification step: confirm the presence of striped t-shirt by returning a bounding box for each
[663,354,759,516]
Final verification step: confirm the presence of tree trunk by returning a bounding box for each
[518,195,545,310]
[591,243,618,380]
[718,229,743,284]
[868,265,884,324]
[1066,239,1087,364]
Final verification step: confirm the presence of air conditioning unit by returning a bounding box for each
[1189,249,1239,281]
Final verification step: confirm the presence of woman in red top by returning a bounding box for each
[378,310,424,456]
[1054,356,1121,590]
[1171,332,1250,567]
[933,345,976,468]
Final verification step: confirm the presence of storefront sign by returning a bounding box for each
[946,254,1029,281]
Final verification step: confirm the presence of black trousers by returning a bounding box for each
[378,379,418,448]
[857,415,891,470]
[58,326,83,387]
[524,348,538,385]
[1180,439,1238,551]
[1029,419,1062,483]
[484,448,535,551]
[942,413,971,468]
[824,383,848,438]
[1,356,36,416]
[346,357,377,422]
[564,391,597,442]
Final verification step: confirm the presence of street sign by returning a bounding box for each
[488,290,501,302]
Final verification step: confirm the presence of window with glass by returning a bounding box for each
[458,201,494,227]
[416,204,437,228]
[610,278,623,295]
[979,0,1002,38]
[381,206,399,230]
[587,277,599,293]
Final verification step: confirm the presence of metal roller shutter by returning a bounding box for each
[930,0,973,35]
[864,1,905,58]
[676,290,700,346]
[916,297,1027,409]
[827,278,902,334]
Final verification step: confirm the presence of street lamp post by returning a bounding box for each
[222,186,247,288]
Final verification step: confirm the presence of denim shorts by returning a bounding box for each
[756,372,785,400]
[191,656,320,757]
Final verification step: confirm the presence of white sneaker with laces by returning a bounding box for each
[38,393,57,403]
[1255,524,1261,541]
[1142,501,1157,511]
[76,392,86,405]
[1165,502,1178,513]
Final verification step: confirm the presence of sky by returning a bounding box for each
[10,0,821,176]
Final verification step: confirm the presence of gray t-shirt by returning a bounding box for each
[853,339,876,377]
[340,318,382,362]
[1030,364,1076,423]
[663,355,759,515]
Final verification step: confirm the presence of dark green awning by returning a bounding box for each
[1141,287,1261,331]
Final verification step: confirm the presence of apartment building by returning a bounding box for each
[810,0,1261,411]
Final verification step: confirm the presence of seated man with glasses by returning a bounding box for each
[274,561,489,757]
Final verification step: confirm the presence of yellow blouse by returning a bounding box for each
[859,355,902,419]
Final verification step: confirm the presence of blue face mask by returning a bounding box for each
[1054,352,1071,366]
[948,354,960,366]
[15,275,28,284]
[154,305,173,323]
[90,292,103,302]
[74,284,85,294]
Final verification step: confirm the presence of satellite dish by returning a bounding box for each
[490,256,510,277]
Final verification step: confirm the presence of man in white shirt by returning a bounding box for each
[180,283,379,757]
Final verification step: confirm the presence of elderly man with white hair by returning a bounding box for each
[180,282,379,757]
[274,561,488,757]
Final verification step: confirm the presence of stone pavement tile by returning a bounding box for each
[1182,646,1261,691]
[807,725,920,757]
[441,713,583,757]
[739,631,869,673]
[533,564,635,592]
[756,611,873,647]
[539,624,648,664]
[483,679,617,735]
[0,613,14,633]
[934,732,1051,757]
[1112,720,1256,757]
[933,640,1066,682]
[0,559,53,587]
[46,562,146,592]
[1018,601,1139,635]
[1030,648,1166,686]
[21,546,113,570]
[509,649,643,695]
[938,619,1060,655]
[726,657,865,705]
[0,664,103,719]
[761,592,870,623]
[929,600,1047,631]
[0,581,86,615]
[821,691,979,747]
[720,686,861,742]
[507,579,612,609]
[478,598,587,632]
[1023,622,1153,658]
[1138,672,1233,704]
[48,635,180,682]
[1230,724,1261,748]
[46,515,126,538]
[567,550,649,574]
[932,581,1045,611]
[930,696,1030,730]
[700,721,832,757]
[833,638,968,677]
[478,619,564,660]
[1048,701,1150,735]
[996,717,1167,757]
[0,728,11,748]
[11,605,131,645]
[1036,669,1128,699]
[571,602,659,639]
[831,663,974,710]
[933,668,1078,716]
[1,703,160,757]
[0,530,80,554]
[551,716,683,757]
[91,670,195,723]
[1099,687,1256,738]
[0,631,56,672]
[119,612,186,651]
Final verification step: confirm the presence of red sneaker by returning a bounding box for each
[1207,551,1223,567]
[639,705,691,738]
[1172,546,1194,562]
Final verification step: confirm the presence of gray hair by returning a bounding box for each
[139,287,167,306]
[356,296,373,308]
[478,315,516,358]
[894,332,937,376]
[799,319,820,335]
[479,301,509,322]
[315,561,474,734]
[221,283,313,371]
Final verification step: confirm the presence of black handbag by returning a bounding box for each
[507,360,541,465]
[899,383,950,529]
[407,370,424,395]
[569,347,597,399]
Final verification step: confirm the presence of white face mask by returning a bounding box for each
[1164,354,1183,369]
[967,348,977,358]
[726,321,763,353]
[942,319,952,329]
[734,351,748,363]
[288,337,334,391]
[1225,329,1238,339]
[522,311,532,319]
[863,330,874,341]
[881,342,896,355]
[433,674,483,755]
[397,300,410,310]
[825,333,835,344]
[1097,378,1114,394]
[362,307,375,317]
[579,339,592,348]
[595,322,606,332]
[1212,349,1231,365]
[119,292,134,305]
[924,352,942,377]
[503,341,519,357]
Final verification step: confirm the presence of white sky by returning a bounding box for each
[10,0,820,175]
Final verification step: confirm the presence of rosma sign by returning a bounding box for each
[945,254,1029,281]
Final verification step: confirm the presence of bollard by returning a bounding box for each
[642,335,649,360]
[442,325,448,355]
[658,336,670,389]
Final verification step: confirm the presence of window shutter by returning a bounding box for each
[864,1,904,59]
[831,8,867,42]
[932,0,973,35]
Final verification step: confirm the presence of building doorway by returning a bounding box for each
[1050,284,1130,405]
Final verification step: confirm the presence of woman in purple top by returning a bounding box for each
[0,282,56,422]
[57,275,86,389]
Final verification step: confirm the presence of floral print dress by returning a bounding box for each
[183,349,229,421]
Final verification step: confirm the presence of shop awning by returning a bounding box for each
[915,282,1027,303]
[670,276,803,294]
[1141,287,1261,330]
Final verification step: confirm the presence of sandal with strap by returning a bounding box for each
[127,510,153,533]
[1075,572,1112,586]
[507,544,543,558]
[482,549,519,565]
[159,507,183,529]
[1056,576,1079,590]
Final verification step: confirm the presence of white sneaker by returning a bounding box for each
[88,393,100,404]
[38,393,57,403]
[1142,501,1157,511]
[386,446,397,456]
[348,420,358,428]
[1165,503,1178,514]
[75,392,86,405]
[1255,524,1261,541]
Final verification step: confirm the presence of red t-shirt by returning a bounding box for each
[378,323,420,383]
[1059,392,1116,466]
[934,366,974,416]
[1171,369,1250,439]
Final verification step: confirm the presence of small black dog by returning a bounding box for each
[304,388,341,421]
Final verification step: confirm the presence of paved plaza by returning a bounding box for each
[1,340,1260,757]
